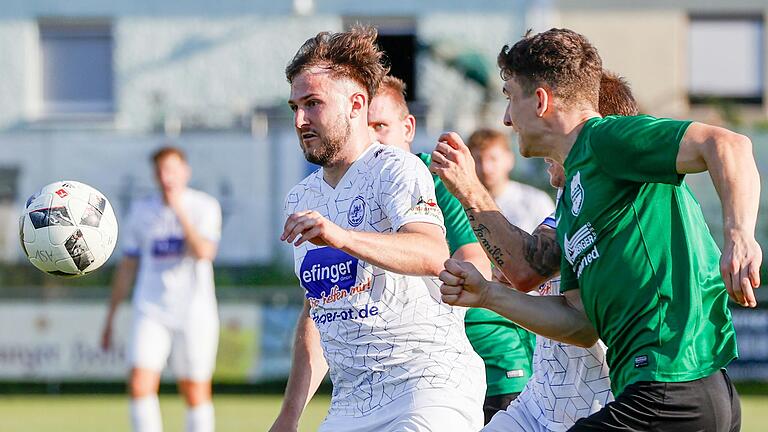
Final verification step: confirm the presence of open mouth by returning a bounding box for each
[301,131,318,142]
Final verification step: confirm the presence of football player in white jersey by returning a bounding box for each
[270,26,485,432]
[101,146,222,432]
[430,71,638,431]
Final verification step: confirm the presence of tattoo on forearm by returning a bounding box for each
[473,224,505,266]
[465,206,560,277]
[522,232,561,277]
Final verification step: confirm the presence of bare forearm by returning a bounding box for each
[276,309,328,426]
[342,230,449,277]
[106,259,137,320]
[483,282,597,347]
[462,190,560,291]
[453,243,492,279]
[705,137,760,236]
[176,212,218,261]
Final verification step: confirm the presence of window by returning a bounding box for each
[688,14,764,104]
[344,17,417,101]
[39,20,114,115]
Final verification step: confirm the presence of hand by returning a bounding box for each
[100,322,113,351]
[281,211,347,248]
[164,189,185,215]
[439,258,492,307]
[429,132,485,202]
[721,229,762,307]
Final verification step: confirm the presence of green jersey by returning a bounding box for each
[557,115,738,396]
[418,152,535,396]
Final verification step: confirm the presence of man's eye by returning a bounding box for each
[374,124,385,131]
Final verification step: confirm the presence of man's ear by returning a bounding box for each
[404,115,416,144]
[350,92,367,119]
[535,87,551,118]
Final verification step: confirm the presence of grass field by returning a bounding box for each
[0,393,765,431]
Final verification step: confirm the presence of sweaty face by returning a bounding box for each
[502,78,545,158]
[545,157,565,189]
[471,143,514,191]
[289,70,352,167]
[155,154,190,194]
[368,93,411,151]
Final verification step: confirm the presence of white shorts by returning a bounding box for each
[483,397,552,432]
[128,311,219,381]
[318,388,483,432]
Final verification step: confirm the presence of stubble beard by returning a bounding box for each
[302,115,351,168]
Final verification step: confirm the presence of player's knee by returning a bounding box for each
[129,369,160,398]
[180,380,212,406]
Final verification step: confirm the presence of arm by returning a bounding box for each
[101,256,138,350]
[453,242,492,280]
[440,258,597,347]
[282,213,449,277]
[167,193,219,261]
[270,301,329,432]
[430,132,560,290]
[677,123,762,307]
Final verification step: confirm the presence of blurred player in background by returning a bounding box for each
[101,146,222,432]
[480,70,639,432]
[467,128,554,233]
[368,75,535,424]
[271,27,485,432]
[434,28,760,431]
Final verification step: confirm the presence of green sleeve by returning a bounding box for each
[417,153,478,254]
[559,244,579,292]
[587,115,692,185]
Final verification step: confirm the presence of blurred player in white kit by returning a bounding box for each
[269,26,485,432]
[101,146,222,432]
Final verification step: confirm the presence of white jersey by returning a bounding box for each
[506,208,612,431]
[286,143,485,419]
[122,189,221,328]
[495,180,555,233]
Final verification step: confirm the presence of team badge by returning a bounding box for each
[570,171,584,216]
[347,196,366,227]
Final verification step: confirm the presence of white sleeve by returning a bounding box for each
[120,203,142,258]
[199,198,222,243]
[377,154,444,232]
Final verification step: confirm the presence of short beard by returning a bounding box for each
[302,116,350,167]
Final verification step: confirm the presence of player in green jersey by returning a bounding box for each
[368,76,535,423]
[432,28,760,431]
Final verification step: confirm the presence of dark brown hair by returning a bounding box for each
[151,146,186,166]
[599,70,638,116]
[497,28,602,109]
[467,128,510,153]
[376,75,410,118]
[285,25,390,99]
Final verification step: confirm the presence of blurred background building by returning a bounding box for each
[0,0,766,392]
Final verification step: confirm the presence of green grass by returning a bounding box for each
[0,393,765,431]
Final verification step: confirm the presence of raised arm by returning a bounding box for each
[282,214,449,277]
[677,123,762,307]
[430,132,560,291]
[439,259,597,347]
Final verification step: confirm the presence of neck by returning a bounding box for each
[322,126,371,188]
[546,108,601,165]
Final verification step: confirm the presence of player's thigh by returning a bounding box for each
[170,311,219,381]
[129,314,173,373]
[569,381,662,431]
[482,398,547,432]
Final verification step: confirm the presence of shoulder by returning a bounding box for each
[286,168,321,207]
[129,194,159,214]
[188,189,220,208]
[372,145,429,180]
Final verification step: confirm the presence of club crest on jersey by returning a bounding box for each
[348,196,366,227]
[300,247,359,302]
[570,171,584,216]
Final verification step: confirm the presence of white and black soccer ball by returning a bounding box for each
[20,181,118,277]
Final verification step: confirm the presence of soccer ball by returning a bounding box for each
[20,181,118,277]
